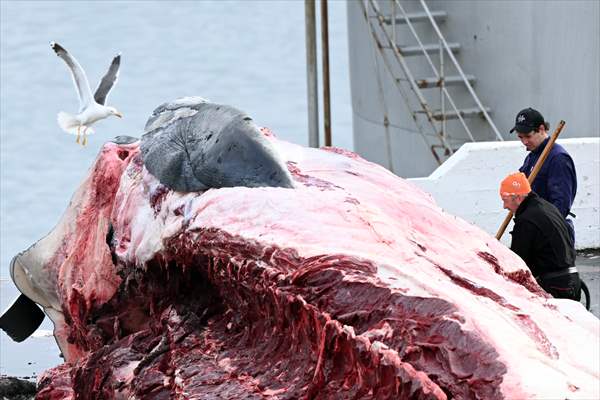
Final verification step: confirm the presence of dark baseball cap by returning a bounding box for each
[510,108,545,134]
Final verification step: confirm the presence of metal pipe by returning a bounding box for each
[305,0,319,148]
[440,39,446,142]
[321,0,332,147]
[496,120,566,239]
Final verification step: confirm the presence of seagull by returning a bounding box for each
[50,41,123,146]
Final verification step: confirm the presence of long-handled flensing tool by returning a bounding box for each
[495,120,566,240]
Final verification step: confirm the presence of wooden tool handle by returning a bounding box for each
[495,120,566,240]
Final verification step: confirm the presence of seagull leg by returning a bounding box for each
[82,127,88,146]
[76,126,81,144]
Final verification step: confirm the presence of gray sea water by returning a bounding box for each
[0,0,352,378]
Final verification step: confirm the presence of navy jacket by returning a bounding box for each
[519,137,577,218]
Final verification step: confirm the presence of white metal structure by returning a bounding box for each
[359,0,502,167]
[348,0,600,178]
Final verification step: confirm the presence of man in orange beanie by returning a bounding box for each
[499,172,532,213]
[500,172,581,302]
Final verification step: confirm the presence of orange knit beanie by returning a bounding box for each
[500,172,531,196]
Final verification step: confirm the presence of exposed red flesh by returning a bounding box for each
[26,137,598,399]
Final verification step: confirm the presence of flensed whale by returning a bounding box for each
[2,98,598,399]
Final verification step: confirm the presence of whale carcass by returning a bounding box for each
[7,98,599,399]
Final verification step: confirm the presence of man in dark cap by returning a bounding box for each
[510,108,577,242]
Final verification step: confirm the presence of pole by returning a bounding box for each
[321,0,332,147]
[305,0,319,148]
[496,120,566,240]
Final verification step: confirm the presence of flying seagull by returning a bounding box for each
[50,41,123,146]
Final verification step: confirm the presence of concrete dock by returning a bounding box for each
[577,250,600,318]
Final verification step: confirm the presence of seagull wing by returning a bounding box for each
[50,42,94,111]
[94,53,121,105]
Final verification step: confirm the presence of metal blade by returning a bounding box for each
[0,294,45,342]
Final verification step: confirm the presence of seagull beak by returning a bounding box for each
[115,112,123,118]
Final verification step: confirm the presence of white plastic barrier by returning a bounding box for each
[409,138,599,250]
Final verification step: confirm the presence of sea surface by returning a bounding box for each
[0,0,352,378]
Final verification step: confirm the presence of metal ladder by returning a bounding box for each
[360,0,503,165]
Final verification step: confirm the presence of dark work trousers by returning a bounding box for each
[566,218,575,245]
[537,272,581,301]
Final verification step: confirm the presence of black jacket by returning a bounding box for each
[510,192,575,277]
